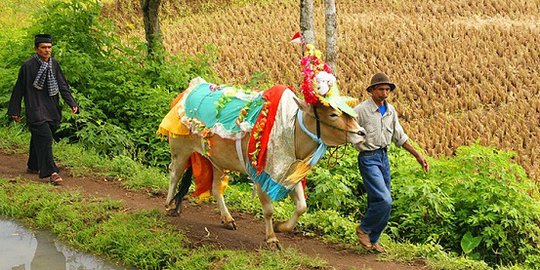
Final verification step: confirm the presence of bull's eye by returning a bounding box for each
[329,113,339,118]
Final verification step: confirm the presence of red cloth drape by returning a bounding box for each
[247,85,290,173]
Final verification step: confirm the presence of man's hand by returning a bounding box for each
[10,115,21,122]
[71,106,78,114]
[416,156,430,172]
[402,141,430,172]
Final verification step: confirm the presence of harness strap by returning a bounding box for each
[313,106,321,139]
[297,110,327,166]
[235,138,247,173]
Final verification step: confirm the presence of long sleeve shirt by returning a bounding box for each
[353,98,408,152]
[8,57,77,125]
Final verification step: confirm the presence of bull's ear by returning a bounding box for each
[293,96,311,112]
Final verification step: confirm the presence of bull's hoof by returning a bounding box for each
[222,220,237,230]
[266,239,281,251]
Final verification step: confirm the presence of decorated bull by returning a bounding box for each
[158,44,366,249]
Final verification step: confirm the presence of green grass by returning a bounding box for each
[0,177,329,269]
[0,124,30,154]
[0,124,169,191]
[0,124,521,270]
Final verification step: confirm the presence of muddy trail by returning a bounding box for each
[0,151,426,270]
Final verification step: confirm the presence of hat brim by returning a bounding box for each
[318,85,358,117]
[322,95,358,118]
[333,97,358,117]
[366,82,396,91]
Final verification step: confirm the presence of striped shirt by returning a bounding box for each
[353,98,408,152]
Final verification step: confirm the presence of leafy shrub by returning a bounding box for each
[307,146,366,218]
[300,142,540,267]
[389,143,540,267]
[74,121,135,157]
[1,0,218,169]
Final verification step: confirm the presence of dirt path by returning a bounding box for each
[0,151,426,270]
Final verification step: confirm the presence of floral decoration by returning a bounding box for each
[249,101,270,167]
[184,117,214,156]
[235,101,251,127]
[300,44,333,105]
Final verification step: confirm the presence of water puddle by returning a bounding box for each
[0,219,125,270]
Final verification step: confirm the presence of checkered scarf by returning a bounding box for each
[32,55,59,96]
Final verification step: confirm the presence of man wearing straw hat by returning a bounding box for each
[7,34,79,185]
[354,72,429,253]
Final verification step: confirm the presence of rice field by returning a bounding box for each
[103,0,540,180]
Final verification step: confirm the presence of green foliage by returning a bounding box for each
[90,210,189,268]
[307,146,366,218]
[0,178,328,269]
[172,247,329,270]
[74,121,135,157]
[425,253,492,270]
[0,124,30,154]
[461,231,483,256]
[382,241,492,270]
[0,178,189,269]
[244,71,274,92]
[0,124,170,193]
[226,182,295,220]
[123,165,168,191]
[107,154,141,178]
[51,138,109,176]
[1,0,219,169]
[389,143,540,267]
[2,1,539,269]
[299,209,359,244]
[223,143,540,268]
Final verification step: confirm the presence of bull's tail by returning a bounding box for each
[173,153,214,213]
[173,166,193,213]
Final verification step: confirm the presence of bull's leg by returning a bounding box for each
[165,151,190,215]
[274,181,307,233]
[212,169,236,230]
[255,183,280,250]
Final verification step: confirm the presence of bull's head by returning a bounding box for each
[294,97,366,146]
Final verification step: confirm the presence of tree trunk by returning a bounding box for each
[325,0,337,74]
[141,0,163,62]
[300,0,315,46]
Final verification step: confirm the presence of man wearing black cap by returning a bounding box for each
[353,72,429,253]
[7,34,79,184]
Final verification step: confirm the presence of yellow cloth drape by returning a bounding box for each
[157,93,190,138]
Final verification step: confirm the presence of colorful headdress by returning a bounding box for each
[292,33,358,117]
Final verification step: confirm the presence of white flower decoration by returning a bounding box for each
[315,71,336,96]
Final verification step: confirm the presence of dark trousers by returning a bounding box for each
[28,122,59,178]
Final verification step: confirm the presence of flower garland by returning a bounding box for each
[300,44,333,105]
[248,101,270,167]
[235,101,252,127]
[183,117,214,156]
